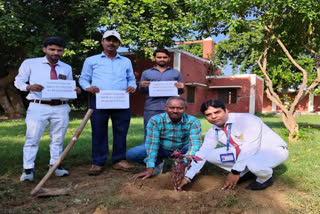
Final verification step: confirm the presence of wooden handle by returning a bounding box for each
[30,109,93,196]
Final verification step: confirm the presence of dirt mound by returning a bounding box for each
[96,172,290,214]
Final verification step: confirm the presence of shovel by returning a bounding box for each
[30,109,93,197]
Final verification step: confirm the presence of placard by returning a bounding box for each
[149,81,178,97]
[96,90,129,109]
[41,80,77,99]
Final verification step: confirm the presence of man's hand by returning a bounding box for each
[27,84,44,92]
[222,173,240,190]
[140,81,150,88]
[74,87,81,94]
[126,86,136,93]
[133,168,154,180]
[86,86,100,94]
[174,178,189,191]
[174,82,184,89]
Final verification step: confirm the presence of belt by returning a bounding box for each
[30,99,67,106]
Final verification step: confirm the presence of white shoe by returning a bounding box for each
[153,160,164,175]
[20,169,34,181]
[50,165,69,177]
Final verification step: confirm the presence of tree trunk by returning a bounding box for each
[281,111,299,141]
[0,84,26,119]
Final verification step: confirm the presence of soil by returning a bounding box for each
[1,165,292,214]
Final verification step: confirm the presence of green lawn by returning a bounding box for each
[0,112,319,212]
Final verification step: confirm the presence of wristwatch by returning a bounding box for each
[231,169,240,175]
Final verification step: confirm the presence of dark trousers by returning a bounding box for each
[90,95,131,166]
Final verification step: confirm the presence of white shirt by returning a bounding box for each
[14,56,73,101]
[185,113,287,179]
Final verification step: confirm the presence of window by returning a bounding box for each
[217,88,237,104]
[187,86,195,103]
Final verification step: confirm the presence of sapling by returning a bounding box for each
[171,150,202,189]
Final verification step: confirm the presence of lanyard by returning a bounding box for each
[215,123,232,151]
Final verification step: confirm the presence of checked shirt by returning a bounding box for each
[144,113,202,168]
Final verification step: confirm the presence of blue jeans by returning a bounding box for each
[126,143,189,166]
[90,95,131,166]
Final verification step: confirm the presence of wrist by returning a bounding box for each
[26,85,30,91]
[184,176,192,183]
[231,169,240,175]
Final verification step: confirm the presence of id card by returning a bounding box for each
[220,153,235,163]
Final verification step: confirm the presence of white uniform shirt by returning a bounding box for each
[185,113,287,179]
[14,56,73,101]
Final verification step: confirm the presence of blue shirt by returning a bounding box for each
[139,67,184,110]
[144,113,202,168]
[79,52,136,90]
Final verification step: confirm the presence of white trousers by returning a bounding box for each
[205,146,289,183]
[23,103,70,169]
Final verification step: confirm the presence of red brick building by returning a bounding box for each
[123,38,319,116]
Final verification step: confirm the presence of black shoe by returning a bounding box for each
[246,177,273,190]
[237,171,256,184]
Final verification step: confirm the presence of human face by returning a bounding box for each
[165,99,186,124]
[42,45,64,64]
[154,52,170,67]
[101,36,120,53]
[203,106,228,127]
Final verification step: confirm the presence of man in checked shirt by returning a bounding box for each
[127,96,202,179]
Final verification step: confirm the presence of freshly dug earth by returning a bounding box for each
[1,165,291,214]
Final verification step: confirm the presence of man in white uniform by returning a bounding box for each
[176,99,288,191]
[15,37,80,181]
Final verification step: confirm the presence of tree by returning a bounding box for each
[192,0,320,140]
[0,0,105,118]
[100,0,194,57]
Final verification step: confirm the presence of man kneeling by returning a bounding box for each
[127,97,202,180]
[177,100,288,191]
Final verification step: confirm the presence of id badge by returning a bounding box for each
[220,153,235,163]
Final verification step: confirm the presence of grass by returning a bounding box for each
[0,111,320,213]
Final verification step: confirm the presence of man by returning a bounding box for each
[15,37,80,181]
[79,30,136,176]
[139,48,185,134]
[127,96,202,179]
[176,100,289,191]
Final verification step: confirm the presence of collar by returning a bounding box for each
[151,66,172,72]
[41,56,61,66]
[100,52,121,59]
[165,113,186,125]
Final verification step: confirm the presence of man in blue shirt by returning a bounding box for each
[127,96,202,180]
[79,30,136,176]
[139,48,185,137]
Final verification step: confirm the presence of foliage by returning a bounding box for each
[0,0,106,77]
[100,0,194,57]
[191,0,320,139]
[177,43,203,58]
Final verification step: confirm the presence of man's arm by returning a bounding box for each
[231,115,263,172]
[185,118,202,156]
[14,60,31,91]
[79,58,93,91]
[176,72,185,94]
[138,70,149,93]
[126,59,137,90]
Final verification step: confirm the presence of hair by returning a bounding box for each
[200,100,226,114]
[43,37,66,48]
[166,96,187,109]
[153,48,170,57]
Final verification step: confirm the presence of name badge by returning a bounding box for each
[220,153,235,163]
[58,74,67,80]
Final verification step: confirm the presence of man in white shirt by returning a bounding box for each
[176,100,288,191]
[14,37,80,181]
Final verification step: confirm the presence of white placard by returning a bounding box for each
[41,80,77,99]
[96,90,129,109]
[149,81,178,97]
